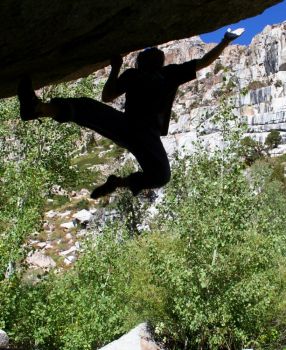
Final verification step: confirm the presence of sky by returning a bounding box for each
[201,0,286,45]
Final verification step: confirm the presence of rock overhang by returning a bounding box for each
[0,0,282,98]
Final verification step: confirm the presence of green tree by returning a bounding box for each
[240,136,265,165]
[265,130,282,149]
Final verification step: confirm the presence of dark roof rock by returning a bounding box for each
[0,0,282,98]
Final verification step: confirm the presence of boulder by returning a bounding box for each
[59,246,77,256]
[65,233,73,240]
[98,323,162,350]
[64,256,77,265]
[0,0,281,98]
[26,251,56,269]
[0,330,9,349]
[72,209,93,224]
[46,210,58,218]
[60,221,76,229]
[58,210,72,218]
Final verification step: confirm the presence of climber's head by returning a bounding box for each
[136,47,165,71]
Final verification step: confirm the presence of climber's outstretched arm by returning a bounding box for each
[102,55,124,102]
[196,28,245,71]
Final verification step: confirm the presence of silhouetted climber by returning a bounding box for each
[18,28,244,199]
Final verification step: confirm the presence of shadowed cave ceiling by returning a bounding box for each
[0,0,282,98]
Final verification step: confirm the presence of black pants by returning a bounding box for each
[51,97,171,195]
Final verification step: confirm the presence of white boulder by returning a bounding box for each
[64,256,77,265]
[59,246,77,256]
[26,251,56,269]
[98,323,162,350]
[72,209,93,224]
[60,221,76,229]
[0,329,9,348]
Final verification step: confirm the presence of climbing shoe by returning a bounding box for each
[17,77,41,121]
[91,175,121,199]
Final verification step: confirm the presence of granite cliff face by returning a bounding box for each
[156,22,286,156]
[0,0,281,98]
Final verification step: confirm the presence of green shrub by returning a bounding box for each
[274,80,283,88]
[265,130,282,149]
[3,142,286,350]
[247,81,268,91]
[214,61,224,74]
[240,136,265,165]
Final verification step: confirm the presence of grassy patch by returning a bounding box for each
[73,199,90,210]
[45,195,70,210]
[74,170,99,191]
[71,144,125,191]
[72,151,102,169]
[49,229,65,242]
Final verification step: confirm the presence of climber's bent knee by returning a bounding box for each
[50,97,76,123]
